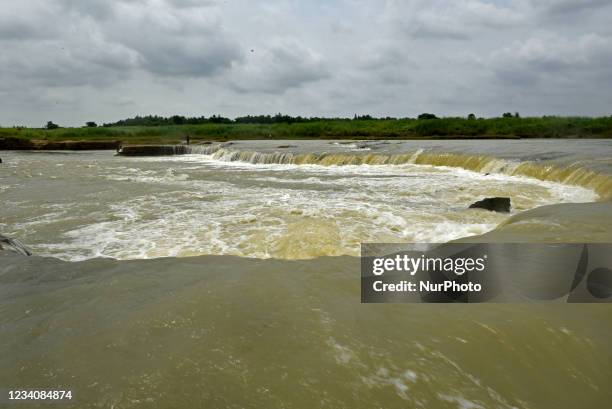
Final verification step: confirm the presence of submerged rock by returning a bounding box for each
[0,234,32,256]
[469,197,511,213]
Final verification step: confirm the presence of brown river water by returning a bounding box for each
[1,139,611,408]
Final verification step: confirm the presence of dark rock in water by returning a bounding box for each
[469,197,511,213]
[118,145,189,156]
[0,234,32,256]
[37,140,121,150]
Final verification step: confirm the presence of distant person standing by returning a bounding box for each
[186,135,190,145]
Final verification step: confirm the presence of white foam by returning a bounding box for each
[7,152,599,261]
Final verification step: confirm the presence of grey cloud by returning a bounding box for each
[2,0,612,126]
[536,0,611,15]
[0,40,138,88]
[105,1,243,77]
[138,39,241,77]
[0,0,242,88]
[392,0,526,40]
[409,21,471,40]
[490,33,612,85]
[0,2,139,88]
[0,18,54,40]
[349,47,417,88]
[165,0,218,8]
[356,47,414,71]
[229,41,330,94]
[0,1,60,40]
[57,0,118,19]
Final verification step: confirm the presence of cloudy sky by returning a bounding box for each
[1,0,611,126]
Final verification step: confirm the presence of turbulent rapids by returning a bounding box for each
[191,145,612,200]
[125,140,612,200]
[3,139,609,261]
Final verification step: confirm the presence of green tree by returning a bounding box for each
[418,113,438,120]
[467,113,476,120]
[46,121,59,130]
[170,115,186,125]
[86,121,97,127]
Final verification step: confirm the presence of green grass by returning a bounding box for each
[2,116,612,145]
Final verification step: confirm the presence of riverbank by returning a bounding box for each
[0,137,120,150]
[2,117,612,148]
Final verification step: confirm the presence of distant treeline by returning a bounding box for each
[102,113,399,127]
[91,113,612,139]
[2,114,611,143]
